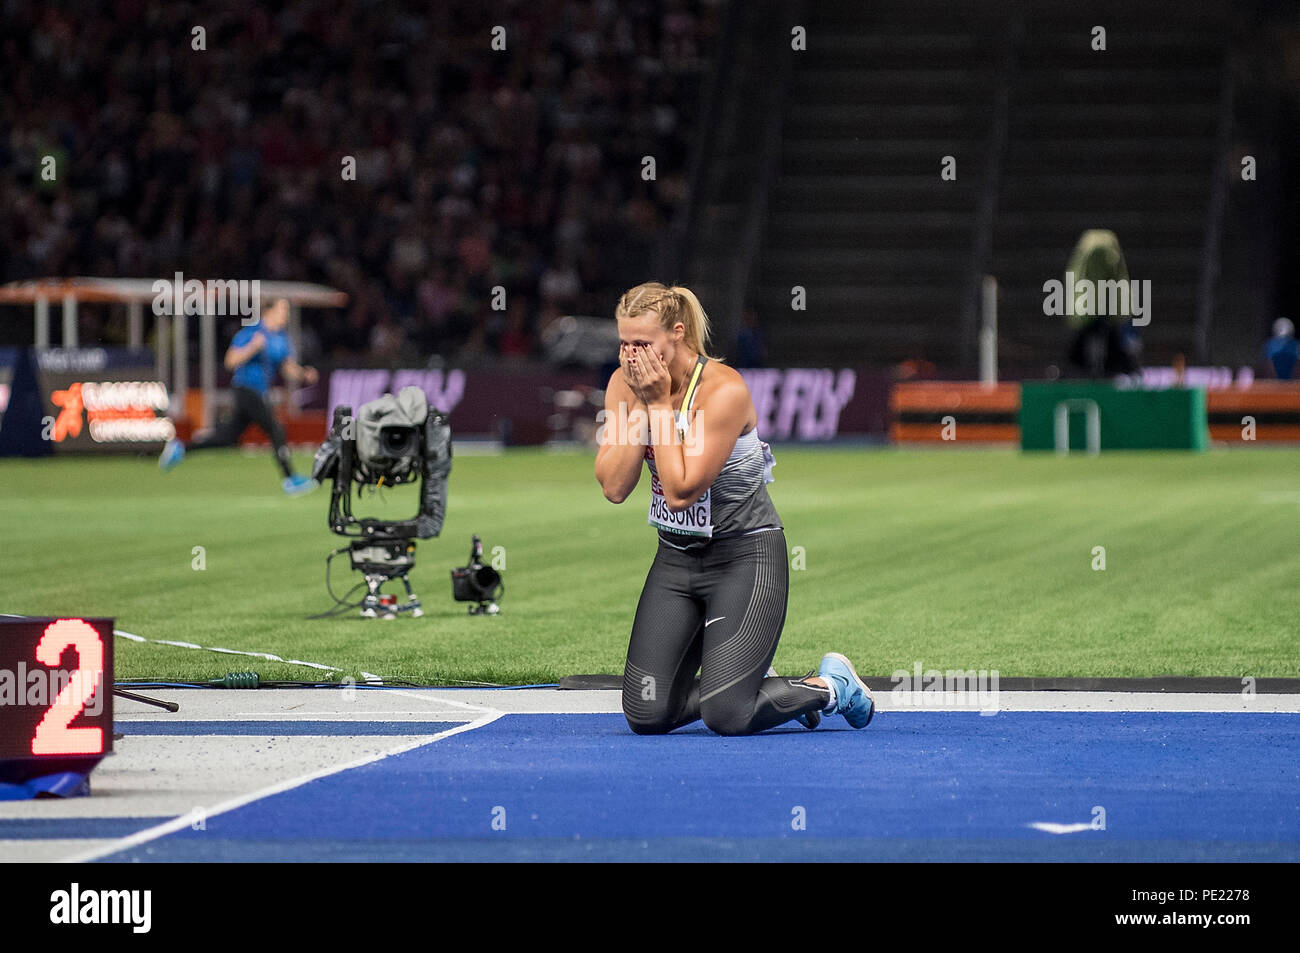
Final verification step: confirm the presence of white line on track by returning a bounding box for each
[378,688,1300,714]
[117,628,343,672]
[227,711,433,717]
[6,617,344,675]
[384,689,507,714]
[882,691,1300,713]
[0,617,337,675]
[61,695,505,863]
[1028,821,1096,835]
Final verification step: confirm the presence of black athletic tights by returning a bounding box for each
[187,386,294,479]
[622,527,829,736]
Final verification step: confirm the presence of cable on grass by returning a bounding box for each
[115,678,561,689]
[305,547,368,618]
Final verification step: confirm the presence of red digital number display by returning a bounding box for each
[0,617,113,760]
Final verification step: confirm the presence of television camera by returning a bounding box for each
[311,386,451,619]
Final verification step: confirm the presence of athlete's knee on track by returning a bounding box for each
[699,697,752,737]
[624,712,676,735]
[623,702,676,735]
[622,684,676,735]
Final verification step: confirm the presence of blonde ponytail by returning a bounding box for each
[615,281,720,361]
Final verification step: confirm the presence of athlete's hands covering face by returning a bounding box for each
[622,344,672,406]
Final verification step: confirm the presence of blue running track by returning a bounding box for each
[100,711,1300,862]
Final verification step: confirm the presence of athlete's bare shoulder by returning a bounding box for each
[696,360,757,435]
[702,358,743,384]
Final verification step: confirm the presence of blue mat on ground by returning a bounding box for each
[98,711,1300,862]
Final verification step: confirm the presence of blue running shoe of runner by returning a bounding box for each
[282,474,318,496]
[159,438,185,471]
[817,652,875,728]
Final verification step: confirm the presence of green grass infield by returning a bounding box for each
[1,445,1296,684]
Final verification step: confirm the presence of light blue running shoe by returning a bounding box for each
[159,438,185,471]
[282,474,319,496]
[817,652,875,728]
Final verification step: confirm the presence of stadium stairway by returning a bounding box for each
[990,0,1231,372]
[750,0,1009,369]
[690,0,1234,372]
[673,0,794,357]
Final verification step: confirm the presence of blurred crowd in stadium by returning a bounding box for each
[0,0,719,365]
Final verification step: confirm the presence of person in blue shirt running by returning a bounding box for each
[159,297,319,494]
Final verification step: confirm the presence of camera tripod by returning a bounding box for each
[349,538,424,619]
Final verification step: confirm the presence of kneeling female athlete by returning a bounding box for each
[594,282,875,735]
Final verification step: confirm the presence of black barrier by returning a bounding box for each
[0,348,51,457]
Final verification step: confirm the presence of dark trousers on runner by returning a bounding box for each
[621,527,828,736]
[187,386,294,479]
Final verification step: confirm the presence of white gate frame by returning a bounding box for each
[1054,399,1100,456]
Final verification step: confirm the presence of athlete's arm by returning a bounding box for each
[633,347,749,510]
[224,331,265,372]
[282,357,319,386]
[595,360,649,504]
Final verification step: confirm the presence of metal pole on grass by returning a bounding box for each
[979,274,998,387]
[62,292,78,348]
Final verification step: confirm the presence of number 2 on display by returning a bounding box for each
[31,618,104,755]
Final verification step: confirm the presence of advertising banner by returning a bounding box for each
[328,367,891,443]
[0,349,174,455]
